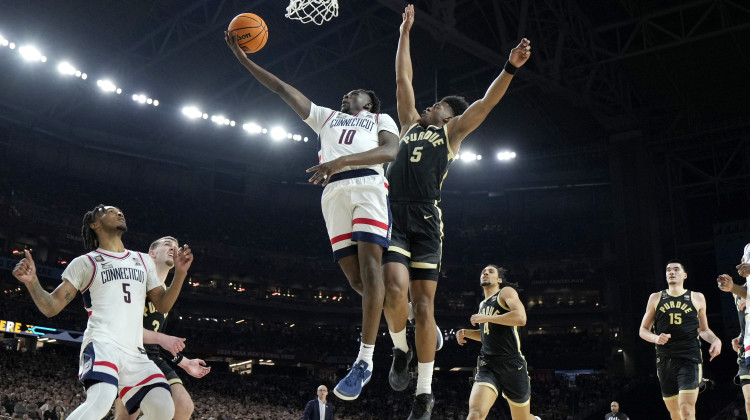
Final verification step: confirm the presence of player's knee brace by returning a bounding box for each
[66,382,118,420]
[139,387,175,420]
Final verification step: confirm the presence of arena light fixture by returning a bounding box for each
[292,134,302,141]
[8,42,15,49]
[304,137,309,142]
[96,79,117,93]
[57,61,76,76]
[496,151,517,161]
[81,73,87,80]
[243,122,262,134]
[270,126,286,140]
[18,45,43,62]
[459,152,477,161]
[0,34,8,47]
[181,106,203,119]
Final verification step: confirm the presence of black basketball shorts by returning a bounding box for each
[383,201,442,281]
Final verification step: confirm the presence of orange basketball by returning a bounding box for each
[228,13,268,53]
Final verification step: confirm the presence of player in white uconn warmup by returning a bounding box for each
[12,204,194,420]
[225,32,399,400]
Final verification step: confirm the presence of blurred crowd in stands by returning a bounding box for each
[0,347,633,420]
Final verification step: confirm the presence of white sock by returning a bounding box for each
[389,328,409,353]
[356,342,375,368]
[416,361,434,395]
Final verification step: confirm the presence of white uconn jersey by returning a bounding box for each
[304,103,399,176]
[62,249,161,356]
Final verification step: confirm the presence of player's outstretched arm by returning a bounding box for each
[148,245,193,313]
[470,288,527,327]
[142,329,186,356]
[719,273,748,297]
[224,31,312,119]
[395,4,421,129]
[12,250,76,317]
[306,130,399,185]
[456,328,481,345]
[178,357,211,378]
[445,38,531,154]
[694,292,722,360]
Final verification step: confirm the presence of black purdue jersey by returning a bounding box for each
[143,293,168,356]
[478,289,523,358]
[386,123,454,202]
[654,290,701,362]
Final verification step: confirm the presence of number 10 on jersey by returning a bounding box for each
[338,129,356,145]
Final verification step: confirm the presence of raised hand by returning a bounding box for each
[224,30,246,59]
[174,244,194,275]
[401,4,415,34]
[12,250,37,284]
[509,38,531,68]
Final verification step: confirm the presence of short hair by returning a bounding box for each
[357,89,381,113]
[667,259,687,272]
[81,204,107,251]
[441,95,469,116]
[149,236,178,251]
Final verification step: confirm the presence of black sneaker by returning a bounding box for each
[407,393,434,420]
[388,347,413,391]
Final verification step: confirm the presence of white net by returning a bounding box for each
[285,0,339,25]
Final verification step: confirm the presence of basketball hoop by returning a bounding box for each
[285,0,339,25]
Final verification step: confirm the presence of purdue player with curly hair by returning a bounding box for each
[455,265,540,420]
[114,236,210,420]
[384,5,531,419]
[639,260,721,420]
[12,205,193,420]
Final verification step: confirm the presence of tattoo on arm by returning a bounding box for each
[64,290,73,302]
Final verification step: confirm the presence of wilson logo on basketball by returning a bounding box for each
[237,32,256,41]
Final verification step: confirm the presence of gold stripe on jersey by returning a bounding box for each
[445,125,455,160]
[410,262,438,269]
[513,326,522,354]
[663,395,679,401]
[168,378,183,386]
[389,246,411,257]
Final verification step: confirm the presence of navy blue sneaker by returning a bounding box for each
[334,360,372,400]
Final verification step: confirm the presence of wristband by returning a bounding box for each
[504,60,518,75]
[172,353,184,364]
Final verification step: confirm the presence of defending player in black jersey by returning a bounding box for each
[455,265,539,420]
[384,6,531,419]
[639,260,721,420]
[114,236,210,420]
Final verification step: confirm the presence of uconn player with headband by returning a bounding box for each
[12,205,194,420]
[225,32,399,400]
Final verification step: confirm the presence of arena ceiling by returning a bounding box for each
[0,0,748,172]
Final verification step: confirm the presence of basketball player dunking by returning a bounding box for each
[384,5,531,419]
[12,205,193,420]
[114,236,210,420]
[455,266,540,420]
[225,32,400,401]
[639,260,721,420]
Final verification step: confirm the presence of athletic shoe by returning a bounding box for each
[408,303,445,351]
[535,417,542,420]
[407,393,435,420]
[389,346,413,391]
[334,360,372,401]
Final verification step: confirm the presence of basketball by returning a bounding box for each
[228,13,268,53]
